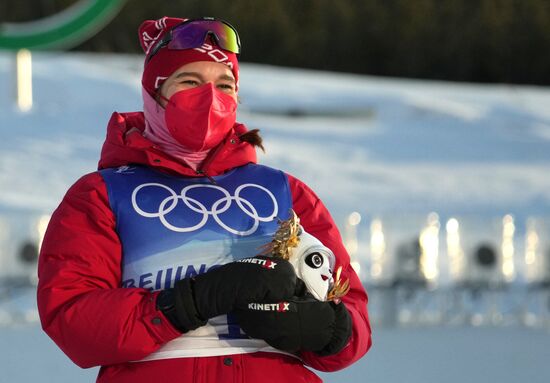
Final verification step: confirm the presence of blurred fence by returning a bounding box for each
[0,210,48,326]
[1,210,550,331]
[342,211,550,331]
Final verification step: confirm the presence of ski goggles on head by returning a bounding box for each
[146,17,241,63]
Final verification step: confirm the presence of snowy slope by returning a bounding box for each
[2,52,550,220]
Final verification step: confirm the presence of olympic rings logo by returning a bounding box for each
[131,183,279,236]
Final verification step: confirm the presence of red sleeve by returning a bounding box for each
[37,172,181,369]
[287,174,372,372]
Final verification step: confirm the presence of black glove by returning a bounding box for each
[157,256,296,333]
[234,296,352,356]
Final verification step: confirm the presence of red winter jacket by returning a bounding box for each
[37,112,372,383]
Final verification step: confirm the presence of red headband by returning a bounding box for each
[138,17,239,95]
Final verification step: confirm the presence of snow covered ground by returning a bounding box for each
[2,52,550,222]
[1,51,550,382]
[4,322,550,383]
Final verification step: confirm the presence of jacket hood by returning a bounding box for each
[98,112,257,177]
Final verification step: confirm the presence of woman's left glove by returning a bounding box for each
[234,298,352,356]
[156,256,296,333]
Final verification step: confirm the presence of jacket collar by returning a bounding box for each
[98,112,257,177]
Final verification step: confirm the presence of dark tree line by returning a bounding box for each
[2,0,550,85]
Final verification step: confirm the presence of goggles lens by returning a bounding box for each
[147,18,241,62]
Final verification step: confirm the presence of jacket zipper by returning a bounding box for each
[196,132,235,185]
[195,169,217,185]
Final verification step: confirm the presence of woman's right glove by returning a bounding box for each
[156,256,296,332]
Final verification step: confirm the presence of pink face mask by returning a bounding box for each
[163,83,237,152]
